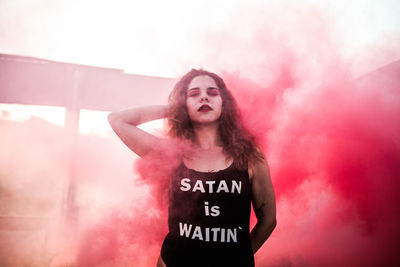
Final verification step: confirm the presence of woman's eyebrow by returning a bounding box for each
[188,87,200,91]
[207,87,219,90]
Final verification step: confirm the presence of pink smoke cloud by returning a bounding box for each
[4,3,398,267]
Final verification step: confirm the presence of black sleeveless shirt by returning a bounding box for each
[160,162,254,267]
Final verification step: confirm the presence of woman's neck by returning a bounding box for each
[192,122,222,150]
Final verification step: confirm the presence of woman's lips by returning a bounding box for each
[198,104,212,112]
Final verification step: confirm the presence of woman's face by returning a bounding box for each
[185,75,223,124]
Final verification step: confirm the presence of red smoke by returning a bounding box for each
[73,8,400,267]
[74,61,400,267]
[223,62,400,266]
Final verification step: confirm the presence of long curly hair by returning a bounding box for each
[167,69,263,170]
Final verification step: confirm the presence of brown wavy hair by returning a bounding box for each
[167,69,264,170]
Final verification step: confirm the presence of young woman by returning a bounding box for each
[108,69,276,267]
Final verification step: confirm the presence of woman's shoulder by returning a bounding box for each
[248,154,268,183]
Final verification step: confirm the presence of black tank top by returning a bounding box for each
[160,162,254,267]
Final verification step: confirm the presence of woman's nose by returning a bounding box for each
[199,90,209,101]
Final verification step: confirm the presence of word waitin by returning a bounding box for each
[180,178,242,194]
[179,222,240,243]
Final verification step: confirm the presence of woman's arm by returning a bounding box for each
[249,158,277,254]
[107,105,168,157]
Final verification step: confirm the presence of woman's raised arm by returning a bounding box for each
[107,105,168,157]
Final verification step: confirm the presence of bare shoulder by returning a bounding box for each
[248,156,270,183]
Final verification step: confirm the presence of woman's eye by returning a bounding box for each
[208,89,219,96]
[188,91,199,97]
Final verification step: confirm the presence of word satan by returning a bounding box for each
[180,178,242,194]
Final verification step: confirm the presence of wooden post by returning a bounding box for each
[61,66,82,244]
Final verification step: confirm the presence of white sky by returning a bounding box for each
[0,0,399,78]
